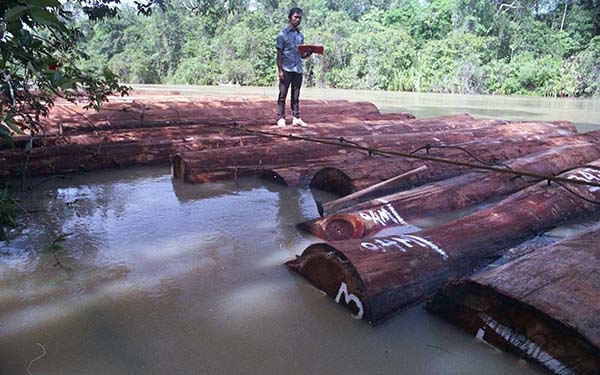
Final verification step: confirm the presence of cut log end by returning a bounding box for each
[259,170,289,186]
[285,243,371,322]
[310,167,355,195]
[297,214,367,241]
[426,281,600,375]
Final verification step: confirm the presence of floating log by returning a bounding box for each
[307,130,600,195]
[426,223,600,375]
[175,121,576,184]
[286,160,600,324]
[316,165,428,216]
[300,141,600,240]
[263,130,596,194]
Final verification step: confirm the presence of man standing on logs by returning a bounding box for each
[276,7,312,128]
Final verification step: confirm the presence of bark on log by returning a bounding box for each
[62,115,502,145]
[286,159,600,325]
[308,131,600,195]
[426,224,600,375]
[175,121,577,184]
[300,141,600,240]
[264,130,596,194]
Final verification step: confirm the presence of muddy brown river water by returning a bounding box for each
[1,86,599,375]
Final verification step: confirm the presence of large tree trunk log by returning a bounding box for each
[265,131,598,194]
[308,131,600,195]
[15,114,500,149]
[286,160,600,325]
[174,121,576,184]
[426,224,600,375]
[40,99,386,135]
[299,140,600,240]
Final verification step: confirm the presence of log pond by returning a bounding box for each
[1,86,599,374]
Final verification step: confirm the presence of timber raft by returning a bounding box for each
[3,93,599,375]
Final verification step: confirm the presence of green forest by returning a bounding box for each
[77,0,600,97]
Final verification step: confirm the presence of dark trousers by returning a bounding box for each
[277,71,303,119]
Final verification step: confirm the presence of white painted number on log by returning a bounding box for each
[360,235,448,260]
[478,313,575,375]
[335,282,364,320]
[567,168,600,192]
[358,200,406,227]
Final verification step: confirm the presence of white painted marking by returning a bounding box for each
[567,168,600,193]
[403,235,449,260]
[358,201,406,228]
[359,212,373,221]
[377,199,407,225]
[479,313,575,375]
[361,242,380,251]
[359,235,448,261]
[374,238,404,252]
[475,328,485,340]
[335,282,364,320]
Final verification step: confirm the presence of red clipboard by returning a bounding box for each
[298,44,324,55]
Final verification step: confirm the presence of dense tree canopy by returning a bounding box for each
[76,0,600,97]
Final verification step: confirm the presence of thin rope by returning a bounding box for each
[553,181,600,204]
[410,143,511,169]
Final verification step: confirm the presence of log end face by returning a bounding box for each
[310,167,355,196]
[259,170,289,186]
[297,214,366,241]
[324,216,365,240]
[286,243,370,322]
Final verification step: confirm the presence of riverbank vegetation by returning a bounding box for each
[78,0,600,97]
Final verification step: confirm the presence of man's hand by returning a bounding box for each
[279,70,285,81]
[302,47,313,58]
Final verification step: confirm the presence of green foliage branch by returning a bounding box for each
[0,0,132,144]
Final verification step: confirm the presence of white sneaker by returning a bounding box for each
[277,118,286,127]
[292,117,308,127]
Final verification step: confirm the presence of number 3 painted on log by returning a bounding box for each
[335,282,364,320]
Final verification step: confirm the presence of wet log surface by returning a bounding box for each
[426,224,600,375]
[286,160,600,325]
[299,139,600,240]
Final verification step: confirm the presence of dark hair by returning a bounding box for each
[288,7,303,19]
